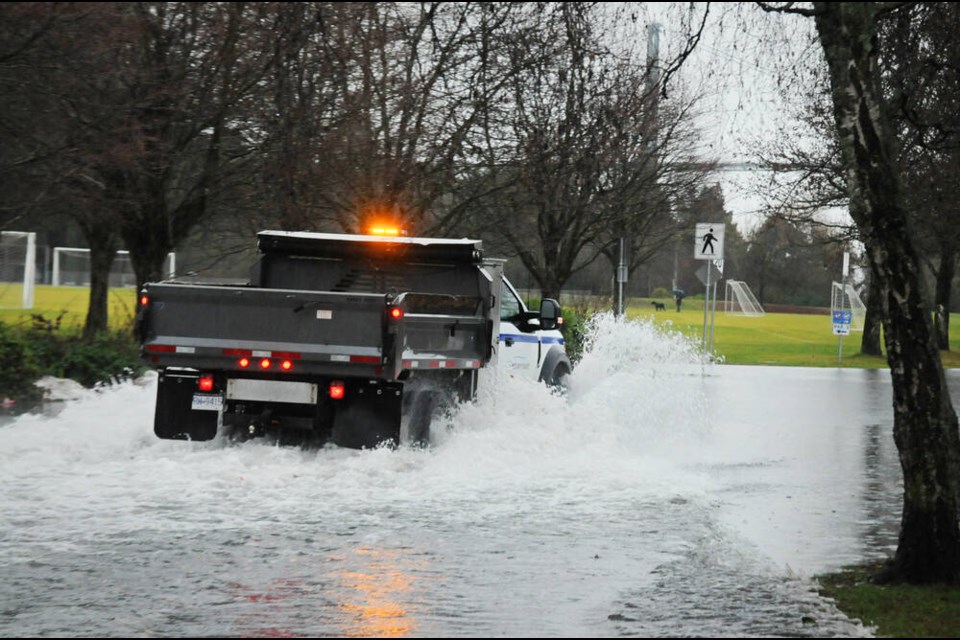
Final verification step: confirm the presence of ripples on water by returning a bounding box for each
[0,313,888,637]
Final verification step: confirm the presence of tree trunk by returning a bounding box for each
[860,273,883,356]
[80,224,118,341]
[128,238,172,295]
[541,277,563,303]
[935,249,955,351]
[814,1,960,584]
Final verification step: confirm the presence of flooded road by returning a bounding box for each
[0,315,941,637]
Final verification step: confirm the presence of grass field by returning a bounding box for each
[621,296,960,369]
[4,285,960,369]
[0,283,139,331]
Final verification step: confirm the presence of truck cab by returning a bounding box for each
[497,278,569,387]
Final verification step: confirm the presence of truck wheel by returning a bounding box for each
[404,390,439,446]
[546,363,571,391]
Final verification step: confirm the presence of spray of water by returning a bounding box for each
[0,314,871,637]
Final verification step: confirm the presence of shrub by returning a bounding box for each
[0,322,43,405]
[561,306,589,364]
[60,331,144,388]
[2,315,146,405]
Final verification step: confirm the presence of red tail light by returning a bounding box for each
[259,358,271,369]
[280,360,293,371]
[238,357,250,368]
[198,374,215,392]
[389,307,403,320]
[139,295,149,307]
[329,381,346,400]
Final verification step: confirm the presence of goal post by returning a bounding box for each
[724,280,765,317]
[0,231,36,309]
[52,247,176,287]
[831,281,866,331]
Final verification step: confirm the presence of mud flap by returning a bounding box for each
[401,371,474,446]
[331,383,403,449]
[154,370,219,441]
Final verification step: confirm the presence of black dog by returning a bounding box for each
[651,301,666,311]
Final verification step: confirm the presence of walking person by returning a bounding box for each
[701,228,717,255]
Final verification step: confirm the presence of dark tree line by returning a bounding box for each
[0,2,712,334]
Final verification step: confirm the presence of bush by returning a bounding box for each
[0,322,43,405]
[1,315,146,406]
[652,286,672,299]
[561,306,589,364]
[59,332,144,388]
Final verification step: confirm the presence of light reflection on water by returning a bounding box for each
[2,316,954,637]
[334,548,421,638]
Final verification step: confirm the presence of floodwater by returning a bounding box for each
[0,314,946,637]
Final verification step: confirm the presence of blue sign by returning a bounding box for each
[832,310,852,336]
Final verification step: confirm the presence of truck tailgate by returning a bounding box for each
[139,283,387,371]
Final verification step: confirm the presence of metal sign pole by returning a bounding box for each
[838,252,849,363]
[702,260,711,350]
[709,276,718,355]
[615,238,627,318]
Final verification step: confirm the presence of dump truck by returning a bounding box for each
[135,230,570,448]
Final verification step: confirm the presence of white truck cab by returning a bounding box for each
[497,277,571,386]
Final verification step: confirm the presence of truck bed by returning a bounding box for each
[137,282,490,379]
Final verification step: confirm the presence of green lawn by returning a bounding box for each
[628,296,960,369]
[4,286,960,369]
[0,283,138,331]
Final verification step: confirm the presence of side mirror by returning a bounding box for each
[539,298,561,331]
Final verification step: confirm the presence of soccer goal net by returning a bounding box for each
[724,280,765,317]
[52,248,176,287]
[831,281,866,331]
[0,231,36,309]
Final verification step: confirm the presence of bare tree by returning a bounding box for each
[0,3,128,338]
[103,3,275,293]
[756,3,960,357]
[465,3,713,299]
[751,53,885,355]
[3,3,278,334]
[247,2,531,236]
[758,0,960,584]
[882,2,960,351]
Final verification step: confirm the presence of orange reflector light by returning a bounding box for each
[238,357,250,368]
[280,360,293,371]
[369,226,401,236]
[329,381,346,400]
[390,307,403,320]
[259,358,271,369]
[198,375,214,392]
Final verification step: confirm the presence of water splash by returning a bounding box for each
[0,314,874,637]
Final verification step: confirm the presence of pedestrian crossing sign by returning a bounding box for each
[695,223,725,260]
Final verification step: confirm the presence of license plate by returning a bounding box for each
[226,379,318,404]
[191,393,222,411]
